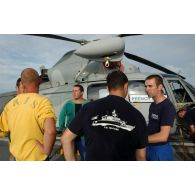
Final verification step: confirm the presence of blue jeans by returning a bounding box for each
[146,143,173,161]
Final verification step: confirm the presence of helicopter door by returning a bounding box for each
[167,79,193,109]
[87,83,108,101]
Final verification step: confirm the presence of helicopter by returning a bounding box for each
[0,34,195,160]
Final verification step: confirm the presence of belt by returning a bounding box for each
[148,142,168,146]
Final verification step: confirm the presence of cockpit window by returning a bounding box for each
[183,80,195,97]
[87,83,108,101]
[168,80,193,103]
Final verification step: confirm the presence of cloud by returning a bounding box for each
[125,34,195,85]
[0,34,80,93]
[0,34,195,93]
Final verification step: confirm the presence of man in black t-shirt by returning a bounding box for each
[61,71,147,161]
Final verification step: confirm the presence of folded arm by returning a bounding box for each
[148,126,171,143]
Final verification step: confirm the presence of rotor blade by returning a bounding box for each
[25,34,88,45]
[124,52,185,79]
[118,34,142,37]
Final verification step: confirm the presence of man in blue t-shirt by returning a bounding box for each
[61,71,147,161]
[145,75,176,161]
[178,105,195,138]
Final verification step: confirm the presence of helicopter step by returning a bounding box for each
[170,135,195,160]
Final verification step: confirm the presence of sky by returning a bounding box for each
[0,34,195,93]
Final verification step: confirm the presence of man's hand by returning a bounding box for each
[36,140,45,154]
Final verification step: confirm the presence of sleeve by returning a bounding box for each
[0,106,9,134]
[68,106,85,136]
[160,103,176,127]
[85,99,91,104]
[82,99,91,107]
[136,113,148,149]
[185,111,194,126]
[36,98,57,130]
[58,103,67,131]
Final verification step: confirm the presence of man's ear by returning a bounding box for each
[158,83,163,91]
[124,83,128,94]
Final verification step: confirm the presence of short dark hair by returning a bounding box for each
[74,84,84,92]
[106,71,128,91]
[145,75,163,87]
[16,78,21,87]
[177,108,187,114]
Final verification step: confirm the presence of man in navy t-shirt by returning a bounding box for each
[145,75,176,161]
[178,106,195,137]
[61,71,147,161]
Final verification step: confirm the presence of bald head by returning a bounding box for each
[21,68,40,92]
